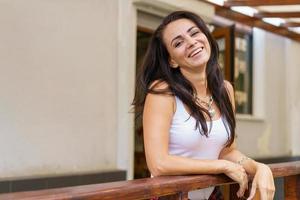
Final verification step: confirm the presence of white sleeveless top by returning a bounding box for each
[168,96,229,199]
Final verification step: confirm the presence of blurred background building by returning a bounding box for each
[0,0,299,196]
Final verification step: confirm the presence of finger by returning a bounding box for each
[246,184,257,200]
[270,191,275,200]
[267,188,275,200]
[247,182,249,191]
[242,174,249,193]
[237,185,244,198]
[237,179,248,198]
[259,187,267,200]
[267,189,275,200]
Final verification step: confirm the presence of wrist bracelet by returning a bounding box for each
[236,156,251,165]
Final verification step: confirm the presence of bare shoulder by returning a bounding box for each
[146,80,175,113]
[223,80,235,108]
[149,80,170,91]
[224,80,234,97]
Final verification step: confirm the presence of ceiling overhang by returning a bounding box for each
[201,0,300,42]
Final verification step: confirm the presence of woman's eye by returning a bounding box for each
[191,31,199,36]
[174,41,182,48]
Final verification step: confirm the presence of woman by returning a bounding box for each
[132,11,275,200]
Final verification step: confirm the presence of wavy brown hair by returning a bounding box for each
[132,11,235,146]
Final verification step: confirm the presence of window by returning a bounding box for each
[212,25,253,114]
[134,29,153,179]
[234,32,253,114]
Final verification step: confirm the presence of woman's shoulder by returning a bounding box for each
[149,80,170,91]
[146,80,176,112]
[223,80,234,96]
[223,80,233,89]
[148,80,174,96]
[223,80,235,108]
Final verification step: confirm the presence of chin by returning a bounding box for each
[193,60,209,67]
[190,56,209,65]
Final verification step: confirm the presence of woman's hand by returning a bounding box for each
[223,160,249,198]
[247,163,275,200]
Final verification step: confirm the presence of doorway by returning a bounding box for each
[133,28,153,179]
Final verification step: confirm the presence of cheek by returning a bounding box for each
[205,42,211,56]
[170,49,185,61]
[207,46,211,56]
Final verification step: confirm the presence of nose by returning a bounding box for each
[186,36,197,48]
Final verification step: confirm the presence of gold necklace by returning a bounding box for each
[196,95,216,118]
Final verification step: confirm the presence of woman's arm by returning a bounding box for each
[219,142,258,175]
[220,80,260,174]
[219,141,275,200]
[143,84,228,176]
[222,80,275,200]
[219,139,275,200]
[143,82,248,197]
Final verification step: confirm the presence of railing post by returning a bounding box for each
[160,192,188,200]
[284,175,300,199]
[178,192,188,200]
[179,192,188,200]
[229,183,240,200]
[230,183,252,200]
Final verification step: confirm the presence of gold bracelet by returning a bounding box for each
[236,156,251,165]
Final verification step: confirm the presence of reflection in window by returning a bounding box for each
[234,33,252,114]
[213,26,253,115]
[217,38,226,71]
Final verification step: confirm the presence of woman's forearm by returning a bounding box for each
[219,148,259,175]
[148,155,230,176]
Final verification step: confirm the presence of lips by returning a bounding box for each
[188,47,204,58]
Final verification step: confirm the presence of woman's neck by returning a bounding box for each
[180,67,208,97]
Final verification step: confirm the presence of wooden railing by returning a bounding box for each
[0,161,299,200]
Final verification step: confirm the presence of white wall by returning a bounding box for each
[285,39,300,156]
[116,0,137,179]
[0,0,119,179]
[236,28,300,158]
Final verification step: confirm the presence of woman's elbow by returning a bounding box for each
[148,160,168,176]
[149,168,162,177]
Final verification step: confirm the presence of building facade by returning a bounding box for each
[0,0,299,184]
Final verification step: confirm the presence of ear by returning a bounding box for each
[169,59,179,68]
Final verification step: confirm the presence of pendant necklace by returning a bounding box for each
[197,95,216,118]
[207,96,216,118]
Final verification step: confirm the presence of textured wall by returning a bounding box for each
[285,39,300,156]
[0,0,118,178]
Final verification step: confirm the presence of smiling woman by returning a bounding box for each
[132,11,275,200]
[163,19,211,75]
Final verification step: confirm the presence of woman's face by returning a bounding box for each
[162,18,211,72]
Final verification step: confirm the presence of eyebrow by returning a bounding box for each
[170,26,198,46]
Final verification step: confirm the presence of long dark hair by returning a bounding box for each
[132,11,235,146]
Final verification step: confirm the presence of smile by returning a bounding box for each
[188,47,204,58]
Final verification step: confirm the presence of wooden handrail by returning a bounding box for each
[0,161,299,200]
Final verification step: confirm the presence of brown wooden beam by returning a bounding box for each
[281,22,300,27]
[225,0,300,7]
[214,5,300,42]
[0,161,300,200]
[200,0,300,42]
[255,12,300,18]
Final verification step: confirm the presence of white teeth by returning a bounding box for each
[189,47,204,57]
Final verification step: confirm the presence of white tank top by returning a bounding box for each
[168,96,229,199]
